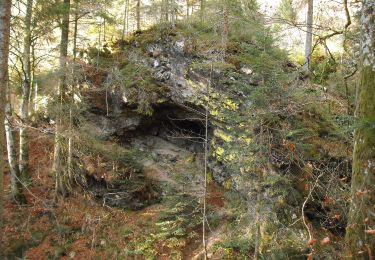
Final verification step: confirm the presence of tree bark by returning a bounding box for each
[0,0,12,227]
[73,4,78,60]
[53,0,71,198]
[200,0,205,22]
[122,0,130,39]
[19,0,34,182]
[345,1,375,258]
[67,1,79,186]
[28,42,36,116]
[5,87,26,203]
[303,0,313,72]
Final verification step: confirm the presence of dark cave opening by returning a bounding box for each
[123,103,208,152]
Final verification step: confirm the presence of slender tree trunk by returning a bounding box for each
[303,0,313,72]
[171,1,175,26]
[103,19,106,42]
[345,1,375,258]
[136,0,141,31]
[221,0,229,55]
[202,65,211,260]
[5,86,26,204]
[53,0,71,198]
[0,0,12,227]
[33,81,38,112]
[126,0,130,35]
[73,7,78,60]
[67,2,79,185]
[28,43,36,116]
[122,0,130,39]
[19,0,34,182]
[200,0,205,22]
[163,0,169,22]
[28,43,35,116]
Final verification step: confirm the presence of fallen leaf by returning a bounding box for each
[365,229,375,235]
[334,214,341,220]
[320,237,330,245]
[356,190,368,196]
[323,196,334,204]
[307,253,313,260]
[307,238,317,246]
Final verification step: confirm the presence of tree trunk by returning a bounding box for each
[67,3,79,186]
[221,0,229,55]
[53,0,71,198]
[73,7,78,60]
[200,0,205,22]
[303,0,313,72]
[345,1,375,258]
[136,0,141,31]
[171,0,178,26]
[0,0,12,227]
[163,0,169,22]
[122,0,130,39]
[5,87,26,204]
[19,0,34,182]
[28,42,36,116]
[126,0,130,35]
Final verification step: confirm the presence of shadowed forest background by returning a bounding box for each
[0,0,374,259]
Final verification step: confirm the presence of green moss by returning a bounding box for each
[346,65,375,255]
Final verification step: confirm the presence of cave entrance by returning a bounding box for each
[129,103,207,153]
[89,102,208,210]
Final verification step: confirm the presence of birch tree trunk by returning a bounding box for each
[5,87,26,203]
[53,0,71,197]
[19,0,34,181]
[345,1,375,258]
[303,0,313,72]
[0,0,12,226]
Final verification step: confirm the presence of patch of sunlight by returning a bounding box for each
[215,147,225,157]
[224,153,235,162]
[214,129,233,142]
[210,109,219,116]
[224,99,239,110]
[35,95,51,112]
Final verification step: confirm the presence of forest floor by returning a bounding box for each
[1,129,229,260]
[1,80,352,259]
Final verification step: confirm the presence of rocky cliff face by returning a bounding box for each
[74,25,352,256]
[81,30,247,187]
